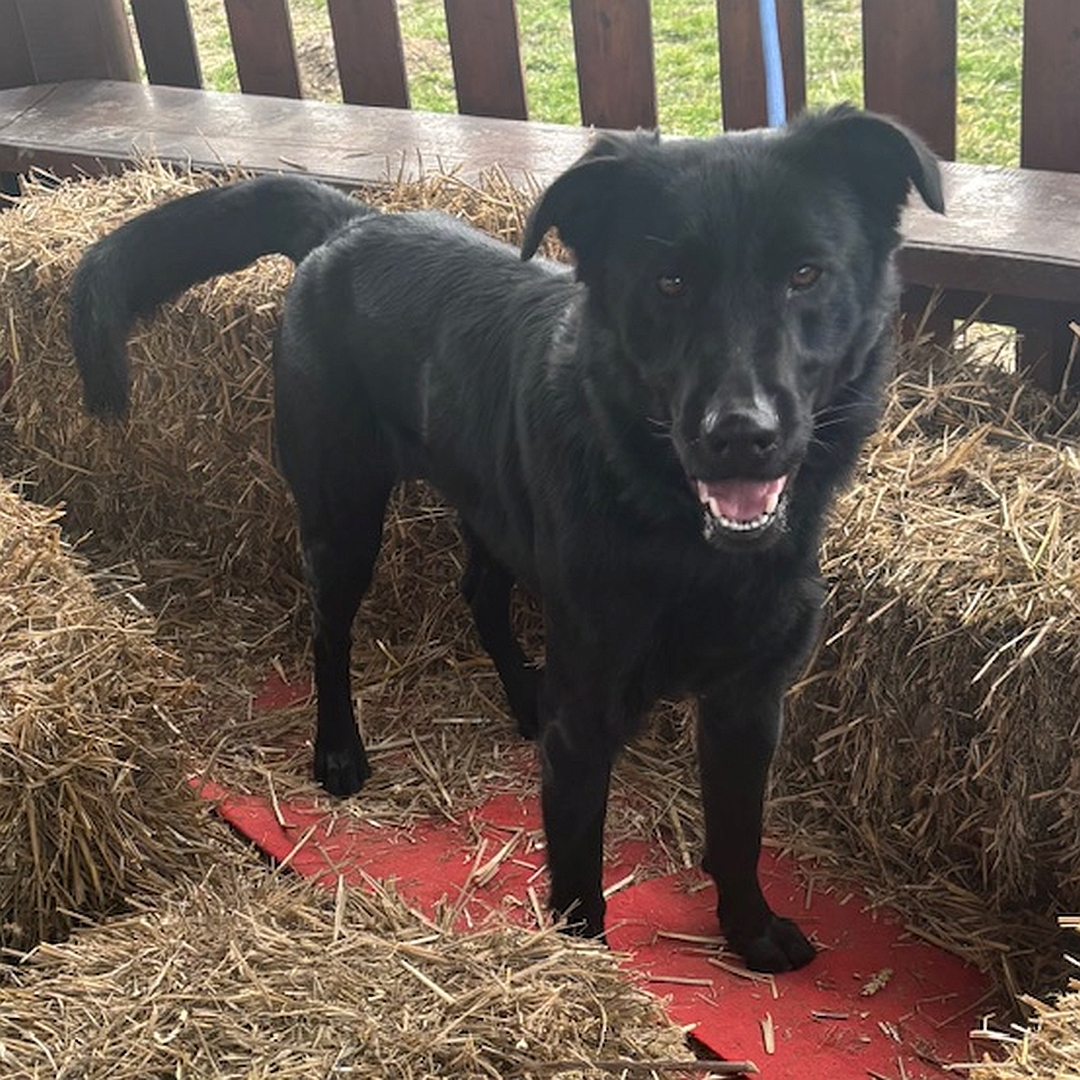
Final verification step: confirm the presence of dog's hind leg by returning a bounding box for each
[301,496,391,797]
[459,525,541,738]
[275,364,395,798]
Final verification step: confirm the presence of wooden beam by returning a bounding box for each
[13,0,138,83]
[717,0,805,131]
[223,0,302,99]
[328,0,409,108]
[0,80,595,188]
[1021,0,1080,172]
[445,0,527,119]
[131,0,202,89]
[0,0,34,89]
[862,0,957,160]
[570,0,657,130]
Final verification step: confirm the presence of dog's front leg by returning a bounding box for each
[697,693,815,973]
[539,700,614,940]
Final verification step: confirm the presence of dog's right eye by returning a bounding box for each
[657,274,686,298]
[788,263,823,292]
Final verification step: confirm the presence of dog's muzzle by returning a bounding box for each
[695,475,788,542]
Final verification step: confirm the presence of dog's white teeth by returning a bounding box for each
[764,490,780,516]
[715,510,774,532]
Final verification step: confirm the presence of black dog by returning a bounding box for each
[70,106,942,972]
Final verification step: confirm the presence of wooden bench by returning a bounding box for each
[1,0,1078,388]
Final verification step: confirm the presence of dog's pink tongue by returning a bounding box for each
[696,476,787,523]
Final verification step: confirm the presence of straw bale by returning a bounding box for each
[0,164,538,624]
[0,478,219,952]
[0,865,695,1079]
[0,165,561,826]
[776,346,1080,993]
[969,988,1080,1079]
[1,165,300,623]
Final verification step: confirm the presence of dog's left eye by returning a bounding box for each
[788,264,823,292]
[657,274,686,298]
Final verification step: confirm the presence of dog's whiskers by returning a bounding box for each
[811,415,853,434]
[814,392,878,415]
[645,415,674,443]
[812,401,876,430]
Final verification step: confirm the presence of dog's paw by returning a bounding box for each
[558,912,608,946]
[728,915,816,973]
[314,742,371,797]
[562,920,609,947]
[550,891,606,942]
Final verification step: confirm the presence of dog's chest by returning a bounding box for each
[646,557,820,693]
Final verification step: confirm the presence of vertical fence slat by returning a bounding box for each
[13,0,138,83]
[328,0,409,108]
[131,0,202,89]
[0,0,34,88]
[1021,0,1080,173]
[444,0,527,120]
[717,0,805,131]
[223,0,302,99]
[570,0,656,130]
[862,0,956,160]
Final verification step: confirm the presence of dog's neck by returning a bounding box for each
[543,310,700,534]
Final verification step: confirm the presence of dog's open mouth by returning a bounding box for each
[695,476,788,535]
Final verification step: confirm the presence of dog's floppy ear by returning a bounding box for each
[521,131,655,265]
[789,105,945,222]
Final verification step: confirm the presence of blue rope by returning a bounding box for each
[758,0,787,126]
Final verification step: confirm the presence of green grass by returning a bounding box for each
[955,0,1023,165]
[180,0,1023,166]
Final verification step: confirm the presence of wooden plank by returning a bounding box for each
[445,0,527,120]
[0,0,35,89]
[3,82,1080,315]
[0,82,55,128]
[13,0,138,83]
[223,0,302,99]
[862,0,956,160]
[0,80,593,188]
[717,0,805,131]
[1021,0,1080,173]
[327,0,409,108]
[131,0,202,89]
[895,161,1080,304]
[570,0,656,130]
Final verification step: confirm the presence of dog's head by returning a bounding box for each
[521,106,943,550]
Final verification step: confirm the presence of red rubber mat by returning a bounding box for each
[196,678,993,1078]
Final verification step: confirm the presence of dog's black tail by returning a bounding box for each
[70,174,371,418]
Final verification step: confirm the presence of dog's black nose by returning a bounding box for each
[700,402,780,468]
